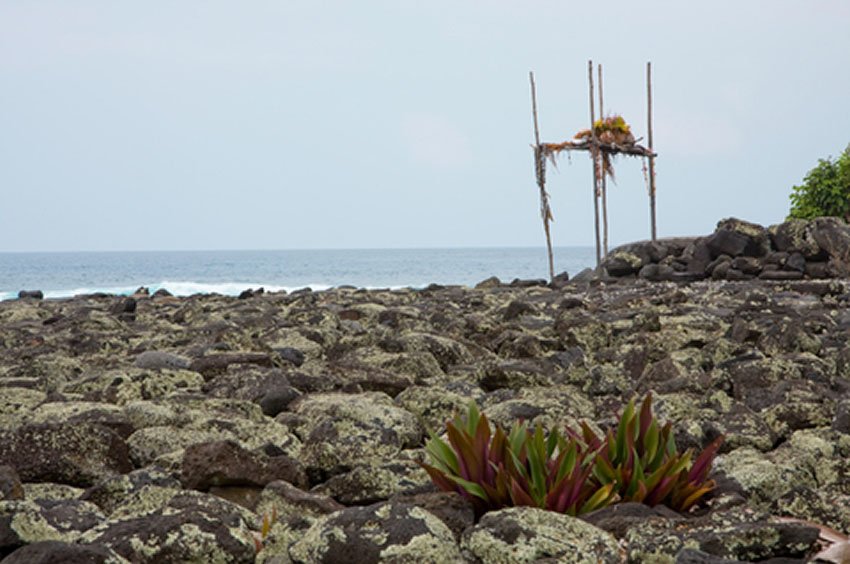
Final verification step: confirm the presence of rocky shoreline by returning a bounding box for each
[2,228,850,562]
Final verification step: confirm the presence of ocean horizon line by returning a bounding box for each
[0,245,596,255]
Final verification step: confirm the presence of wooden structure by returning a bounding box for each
[529,61,658,274]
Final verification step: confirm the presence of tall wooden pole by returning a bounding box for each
[588,60,602,268]
[647,61,657,242]
[530,71,555,281]
[598,63,609,258]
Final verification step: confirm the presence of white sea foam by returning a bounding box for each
[0,281,338,301]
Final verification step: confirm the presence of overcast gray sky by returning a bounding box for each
[1,1,848,252]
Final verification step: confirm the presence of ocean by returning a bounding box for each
[0,247,596,301]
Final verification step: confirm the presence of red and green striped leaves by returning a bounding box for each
[419,402,614,517]
[421,394,723,518]
[583,393,723,512]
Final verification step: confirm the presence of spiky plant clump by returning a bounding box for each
[570,393,723,512]
[421,394,723,518]
[419,403,616,517]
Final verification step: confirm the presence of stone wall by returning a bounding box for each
[600,217,850,282]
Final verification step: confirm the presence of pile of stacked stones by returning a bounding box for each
[597,217,850,283]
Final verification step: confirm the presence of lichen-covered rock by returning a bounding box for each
[63,368,205,404]
[80,491,256,563]
[339,347,444,383]
[290,392,422,481]
[24,483,85,502]
[0,498,106,552]
[391,492,475,542]
[27,401,133,438]
[3,254,850,562]
[0,388,46,431]
[623,507,819,562]
[2,540,129,564]
[713,447,796,504]
[0,423,132,487]
[255,480,344,524]
[481,386,596,432]
[126,426,234,468]
[603,250,646,276]
[768,429,849,493]
[479,360,559,391]
[125,402,302,469]
[394,384,480,433]
[651,392,774,453]
[314,460,430,505]
[81,467,182,516]
[461,506,622,563]
[289,501,463,563]
[408,333,474,369]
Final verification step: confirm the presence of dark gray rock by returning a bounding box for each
[0,423,131,488]
[109,297,136,316]
[259,386,301,417]
[0,466,23,501]
[189,352,273,378]
[833,399,850,434]
[17,290,44,300]
[276,346,306,367]
[687,241,713,274]
[731,256,762,275]
[2,541,121,564]
[181,440,307,490]
[706,218,770,258]
[603,251,645,276]
[133,350,191,370]
[675,548,745,564]
[390,491,475,540]
[639,263,675,281]
[770,219,821,258]
[509,278,548,288]
[810,216,850,261]
[759,270,804,280]
[475,275,502,289]
[785,252,806,273]
[582,502,678,540]
[549,270,570,289]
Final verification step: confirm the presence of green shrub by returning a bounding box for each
[421,394,722,517]
[788,144,850,220]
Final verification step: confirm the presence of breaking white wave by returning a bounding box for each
[0,281,336,301]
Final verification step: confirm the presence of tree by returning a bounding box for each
[788,144,850,220]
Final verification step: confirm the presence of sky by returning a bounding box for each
[1,1,849,252]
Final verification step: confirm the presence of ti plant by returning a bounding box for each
[419,403,615,517]
[421,393,723,518]
[570,393,723,512]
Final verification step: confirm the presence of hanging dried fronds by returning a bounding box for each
[539,115,651,166]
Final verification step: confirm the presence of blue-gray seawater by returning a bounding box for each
[0,247,595,301]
